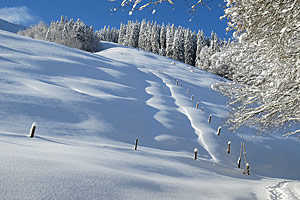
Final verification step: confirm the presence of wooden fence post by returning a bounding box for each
[237,142,243,168]
[208,114,212,123]
[196,102,199,109]
[194,148,198,160]
[134,138,138,150]
[29,122,37,138]
[227,141,231,154]
[216,126,221,136]
[191,95,194,100]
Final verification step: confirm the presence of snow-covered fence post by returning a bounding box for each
[237,142,243,168]
[216,126,221,136]
[191,95,194,101]
[134,138,138,150]
[227,141,231,154]
[187,89,189,95]
[176,80,178,86]
[180,83,182,87]
[29,122,37,138]
[196,102,199,109]
[194,148,198,160]
[201,107,204,112]
[208,114,212,123]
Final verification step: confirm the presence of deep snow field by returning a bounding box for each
[0,30,299,199]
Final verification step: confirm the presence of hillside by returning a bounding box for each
[0,30,299,199]
[0,18,26,33]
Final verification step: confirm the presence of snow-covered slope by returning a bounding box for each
[0,30,299,200]
[0,18,26,33]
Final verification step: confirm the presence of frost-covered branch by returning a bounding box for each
[216,0,300,137]
[108,0,211,15]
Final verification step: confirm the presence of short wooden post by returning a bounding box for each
[191,95,194,100]
[238,142,243,168]
[208,114,212,123]
[187,89,189,95]
[134,138,138,150]
[216,126,221,136]
[180,83,182,87]
[237,157,241,168]
[194,148,198,160]
[29,122,37,138]
[201,107,203,112]
[196,102,199,109]
[227,141,231,154]
[174,78,176,82]
[176,80,178,86]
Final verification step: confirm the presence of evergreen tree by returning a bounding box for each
[165,24,175,58]
[151,22,160,54]
[138,20,147,50]
[144,21,153,52]
[210,32,219,53]
[197,46,212,71]
[159,23,166,50]
[118,23,127,45]
[195,30,206,68]
[172,27,185,62]
[128,21,140,48]
[184,28,196,66]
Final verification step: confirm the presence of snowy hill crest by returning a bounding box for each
[0,18,26,33]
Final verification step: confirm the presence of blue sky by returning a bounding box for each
[0,0,232,39]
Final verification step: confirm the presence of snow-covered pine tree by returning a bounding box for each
[118,23,127,45]
[144,21,153,52]
[184,28,196,66]
[99,26,107,41]
[18,21,48,40]
[211,32,220,53]
[197,46,212,71]
[165,24,175,58]
[172,26,185,62]
[19,16,99,52]
[111,27,119,43]
[159,23,166,50]
[124,21,133,46]
[138,19,147,50]
[151,22,160,54]
[195,30,206,68]
[128,21,140,48]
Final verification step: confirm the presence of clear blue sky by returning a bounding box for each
[0,0,232,39]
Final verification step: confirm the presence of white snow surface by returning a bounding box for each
[0,30,299,200]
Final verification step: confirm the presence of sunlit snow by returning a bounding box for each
[0,30,299,200]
